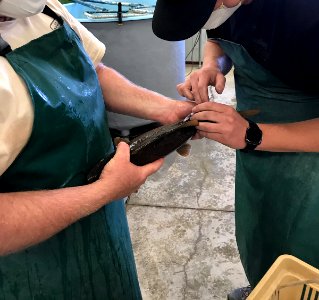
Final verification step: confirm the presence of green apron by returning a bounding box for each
[0,7,141,300]
[216,39,319,287]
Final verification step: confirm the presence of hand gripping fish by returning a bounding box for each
[87,109,259,183]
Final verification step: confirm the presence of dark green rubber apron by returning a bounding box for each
[0,7,141,300]
[215,39,319,287]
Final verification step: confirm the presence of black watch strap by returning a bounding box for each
[241,119,263,152]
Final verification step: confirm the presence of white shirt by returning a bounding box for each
[0,0,105,175]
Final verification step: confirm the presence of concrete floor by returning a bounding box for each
[126,67,249,299]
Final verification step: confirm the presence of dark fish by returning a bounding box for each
[87,108,260,184]
[87,119,199,183]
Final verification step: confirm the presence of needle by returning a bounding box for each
[183,112,194,122]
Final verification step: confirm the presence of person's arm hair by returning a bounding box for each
[192,101,319,152]
[0,143,163,256]
[203,39,233,75]
[257,118,319,152]
[0,182,108,255]
[96,63,179,123]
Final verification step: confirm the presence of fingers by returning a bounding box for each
[192,101,232,114]
[191,69,225,103]
[215,72,226,94]
[177,81,194,101]
[189,71,213,103]
[190,103,250,149]
[196,130,222,141]
[197,76,210,103]
[188,73,201,103]
[115,142,164,176]
[196,121,220,134]
[192,110,224,124]
[177,69,226,104]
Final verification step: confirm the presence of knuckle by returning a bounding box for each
[224,105,234,114]
[226,116,236,127]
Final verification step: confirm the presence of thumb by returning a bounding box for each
[114,141,130,161]
[214,72,226,94]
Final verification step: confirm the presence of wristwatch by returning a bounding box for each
[241,119,263,151]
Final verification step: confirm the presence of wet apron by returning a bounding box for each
[0,7,141,300]
[215,39,319,287]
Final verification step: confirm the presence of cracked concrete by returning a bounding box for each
[126,69,249,299]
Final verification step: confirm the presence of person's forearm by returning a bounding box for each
[203,40,233,75]
[257,118,319,152]
[0,181,111,256]
[96,64,177,124]
[203,40,224,67]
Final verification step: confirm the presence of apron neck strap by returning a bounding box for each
[42,6,63,26]
[0,5,63,56]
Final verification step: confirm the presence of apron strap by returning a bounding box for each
[0,36,12,56]
[0,6,63,57]
[42,6,63,27]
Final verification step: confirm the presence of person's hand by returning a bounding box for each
[177,64,226,104]
[191,102,249,149]
[159,98,195,124]
[98,142,164,200]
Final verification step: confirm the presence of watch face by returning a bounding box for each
[245,121,262,146]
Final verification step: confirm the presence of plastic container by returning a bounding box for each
[248,255,319,300]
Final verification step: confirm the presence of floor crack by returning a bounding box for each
[182,211,203,300]
[195,159,209,208]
